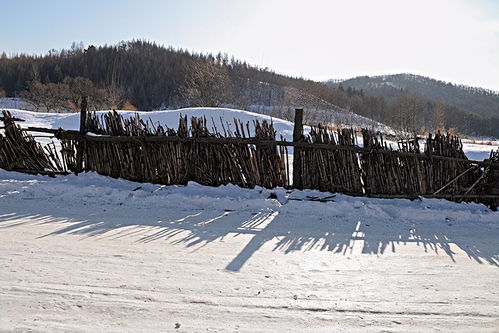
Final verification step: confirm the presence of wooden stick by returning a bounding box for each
[75,96,88,173]
[464,167,490,195]
[432,166,475,194]
[24,126,499,168]
[292,108,304,190]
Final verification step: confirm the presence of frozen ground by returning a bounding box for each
[0,170,498,332]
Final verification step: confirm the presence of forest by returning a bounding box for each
[1,40,498,137]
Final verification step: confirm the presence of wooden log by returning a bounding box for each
[432,166,475,194]
[75,96,88,173]
[0,116,25,122]
[292,108,304,189]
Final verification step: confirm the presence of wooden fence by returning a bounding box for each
[1,108,498,209]
[295,125,479,196]
[78,111,288,188]
[0,111,66,175]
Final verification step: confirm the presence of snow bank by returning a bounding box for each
[1,169,497,231]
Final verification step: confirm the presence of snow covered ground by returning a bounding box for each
[0,170,498,332]
[0,97,35,111]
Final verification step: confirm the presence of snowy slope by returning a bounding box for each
[0,170,498,332]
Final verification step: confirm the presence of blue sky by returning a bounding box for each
[2,0,499,90]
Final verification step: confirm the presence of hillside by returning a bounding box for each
[328,73,499,118]
[1,41,499,137]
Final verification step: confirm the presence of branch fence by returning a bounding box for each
[1,107,498,210]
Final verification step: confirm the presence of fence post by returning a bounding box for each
[490,152,499,210]
[292,108,304,189]
[75,95,88,174]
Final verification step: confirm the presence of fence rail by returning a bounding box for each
[22,126,499,167]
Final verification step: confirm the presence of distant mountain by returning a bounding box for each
[327,73,499,118]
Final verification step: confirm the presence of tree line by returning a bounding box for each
[0,40,498,137]
[329,73,499,119]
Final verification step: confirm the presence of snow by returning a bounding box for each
[0,170,498,332]
[0,97,35,111]
[3,108,497,161]
[462,142,499,161]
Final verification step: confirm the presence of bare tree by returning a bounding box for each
[434,100,447,131]
[63,77,95,111]
[179,60,232,107]
[104,61,125,108]
[21,81,69,112]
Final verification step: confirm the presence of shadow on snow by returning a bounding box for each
[0,197,497,271]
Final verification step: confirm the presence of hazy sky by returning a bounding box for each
[2,0,499,90]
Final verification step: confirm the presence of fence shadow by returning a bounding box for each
[1,197,497,271]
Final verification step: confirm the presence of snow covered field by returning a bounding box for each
[1,108,498,332]
[0,170,498,332]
